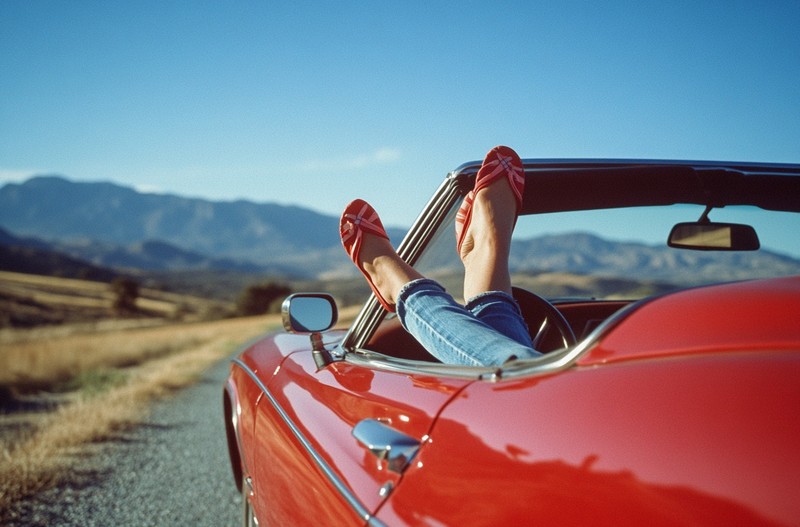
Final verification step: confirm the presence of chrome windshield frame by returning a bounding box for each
[340,164,478,353]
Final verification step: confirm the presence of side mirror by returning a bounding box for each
[668,222,760,251]
[281,293,338,333]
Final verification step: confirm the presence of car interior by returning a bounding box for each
[355,161,800,364]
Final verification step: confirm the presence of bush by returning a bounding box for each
[111,277,140,314]
[237,282,292,316]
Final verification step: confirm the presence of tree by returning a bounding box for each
[237,282,292,316]
[111,277,140,314]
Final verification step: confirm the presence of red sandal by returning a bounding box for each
[340,199,395,312]
[455,145,525,253]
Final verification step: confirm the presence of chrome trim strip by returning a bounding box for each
[490,298,647,379]
[231,358,387,527]
[343,299,645,382]
[343,175,465,351]
[454,157,800,173]
[345,351,495,379]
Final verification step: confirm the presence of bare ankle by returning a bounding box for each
[360,243,423,305]
[459,184,516,297]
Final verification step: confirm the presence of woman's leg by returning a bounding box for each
[465,291,534,350]
[458,154,518,300]
[458,147,534,349]
[397,279,539,366]
[343,210,538,365]
[350,147,523,312]
[348,223,423,307]
[341,145,537,365]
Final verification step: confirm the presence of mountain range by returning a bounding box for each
[2,175,799,284]
[0,175,404,278]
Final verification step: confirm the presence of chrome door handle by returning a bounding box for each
[352,419,420,473]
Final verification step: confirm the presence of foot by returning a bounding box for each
[340,199,421,310]
[458,177,518,264]
[457,146,524,300]
[355,230,417,307]
[455,146,524,254]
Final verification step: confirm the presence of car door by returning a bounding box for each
[251,348,473,526]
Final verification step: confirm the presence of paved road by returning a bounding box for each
[6,356,242,527]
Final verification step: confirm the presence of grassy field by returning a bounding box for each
[1,312,261,390]
[0,270,235,328]
[0,269,361,516]
[0,270,271,514]
[0,313,280,514]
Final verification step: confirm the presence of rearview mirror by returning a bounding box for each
[668,222,760,251]
[281,293,338,333]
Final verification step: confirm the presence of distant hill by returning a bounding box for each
[2,175,799,284]
[50,238,283,274]
[510,232,800,285]
[0,176,330,252]
[0,175,404,277]
[0,228,119,282]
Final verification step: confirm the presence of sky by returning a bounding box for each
[2,1,799,254]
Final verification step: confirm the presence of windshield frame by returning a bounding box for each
[339,158,800,358]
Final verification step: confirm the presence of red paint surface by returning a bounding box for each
[228,277,800,525]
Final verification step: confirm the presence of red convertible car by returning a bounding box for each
[224,159,800,526]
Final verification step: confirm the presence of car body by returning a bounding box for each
[223,159,800,526]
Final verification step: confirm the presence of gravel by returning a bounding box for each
[5,356,242,527]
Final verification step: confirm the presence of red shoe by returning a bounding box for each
[340,199,395,312]
[455,145,525,253]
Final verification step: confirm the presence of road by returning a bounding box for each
[5,356,242,527]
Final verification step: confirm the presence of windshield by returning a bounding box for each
[413,201,800,302]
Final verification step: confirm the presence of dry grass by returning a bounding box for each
[0,270,234,328]
[0,302,361,515]
[1,317,238,389]
[0,306,362,391]
[0,314,279,513]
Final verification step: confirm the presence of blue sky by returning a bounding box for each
[2,1,799,254]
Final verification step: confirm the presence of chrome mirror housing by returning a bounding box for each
[281,293,338,334]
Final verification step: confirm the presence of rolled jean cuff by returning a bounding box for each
[465,290,520,312]
[396,279,539,367]
[397,277,443,304]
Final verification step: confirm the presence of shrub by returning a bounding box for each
[111,277,140,314]
[237,282,292,316]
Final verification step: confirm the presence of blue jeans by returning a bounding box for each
[396,279,541,367]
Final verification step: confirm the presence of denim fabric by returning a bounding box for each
[396,278,541,367]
